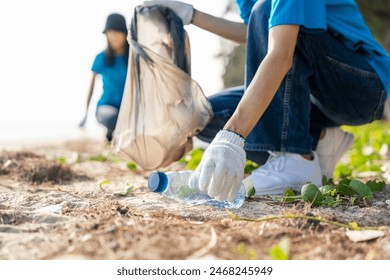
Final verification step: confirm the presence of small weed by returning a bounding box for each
[269,238,290,260]
[233,243,257,260]
[244,160,259,175]
[89,154,108,162]
[126,162,137,171]
[56,157,67,165]
[98,180,110,191]
[277,177,386,207]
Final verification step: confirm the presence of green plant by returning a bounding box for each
[233,243,258,260]
[126,162,137,171]
[334,121,390,178]
[244,160,260,175]
[98,180,110,191]
[280,177,386,207]
[89,154,108,162]
[56,156,67,165]
[269,238,290,260]
[301,183,324,206]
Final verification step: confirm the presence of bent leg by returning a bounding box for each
[245,0,315,155]
[96,105,119,140]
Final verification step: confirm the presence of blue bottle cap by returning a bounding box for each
[148,172,168,193]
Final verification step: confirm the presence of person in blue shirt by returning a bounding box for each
[145,0,390,202]
[80,13,129,142]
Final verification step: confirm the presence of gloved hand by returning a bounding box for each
[78,114,87,128]
[143,0,195,25]
[189,130,246,202]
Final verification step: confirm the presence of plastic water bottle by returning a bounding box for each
[148,170,246,209]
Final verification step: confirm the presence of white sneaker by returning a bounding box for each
[316,127,354,179]
[243,151,322,196]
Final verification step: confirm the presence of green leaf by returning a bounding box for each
[89,154,108,162]
[98,180,110,190]
[282,189,300,202]
[319,185,333,195]
[301,183,324,206]
[126,162,137,171]
[324,196,335,206]
[244,160,260,175]
[56,156,67,165]
[246,186,256,198]
[247,249,257,260]
[349,180,373,199]
[233,243,247,256]
[348,222,360,230]
[336,179,356,195]
[270,238,290,260]
[284,188,296,197]
[366,180,386,193]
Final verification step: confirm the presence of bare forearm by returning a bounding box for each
[85,74,96,110]
[224,54,292,137]
[192,10,247,44]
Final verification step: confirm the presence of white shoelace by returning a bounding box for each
[264,151,286,172]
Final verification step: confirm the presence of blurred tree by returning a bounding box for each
[221,44,246,88]
[220,0,246,88]
[356,0,390,52]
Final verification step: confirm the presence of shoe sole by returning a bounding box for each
[254,184,309,196]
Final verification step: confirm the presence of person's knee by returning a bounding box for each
[96,105,119,129]
[207,86,244,113]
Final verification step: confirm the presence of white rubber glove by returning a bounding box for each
[189,130,246,202]
[143,0,195,25]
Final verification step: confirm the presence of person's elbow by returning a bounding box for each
[266,50,295,73]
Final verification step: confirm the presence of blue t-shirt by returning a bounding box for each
[235,0,390,97]
[91,51,128,109]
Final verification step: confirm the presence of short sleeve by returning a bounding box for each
[235,0,258,24]
[91,52,105,74]
[269,0,327,32]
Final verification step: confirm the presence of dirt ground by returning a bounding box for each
[1,139,390,260]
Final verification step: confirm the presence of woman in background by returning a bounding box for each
[80,13,129,142]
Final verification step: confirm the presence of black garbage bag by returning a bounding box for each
[113,5,213,170]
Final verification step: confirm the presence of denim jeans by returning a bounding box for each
[198,0,386,165]
[96,105,119,139]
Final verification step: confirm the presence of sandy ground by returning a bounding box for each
[1,139,390,260]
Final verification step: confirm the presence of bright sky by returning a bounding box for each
[0,0,240,146]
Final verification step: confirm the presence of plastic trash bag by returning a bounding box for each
[113,5,213,170]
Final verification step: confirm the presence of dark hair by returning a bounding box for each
[104,36,129,67]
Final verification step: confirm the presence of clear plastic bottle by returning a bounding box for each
[148,170,246,209]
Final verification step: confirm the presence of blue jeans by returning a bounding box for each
[198,0,386,165]
[96,105,119,140]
